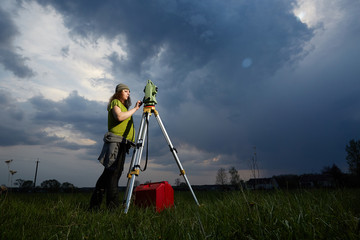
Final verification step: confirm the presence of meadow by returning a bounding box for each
[1,189,359,239]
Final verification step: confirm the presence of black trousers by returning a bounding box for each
[90,143,127,209]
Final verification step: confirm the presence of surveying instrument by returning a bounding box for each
[123,80,200,213]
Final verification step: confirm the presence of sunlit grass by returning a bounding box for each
[0,189,359,239]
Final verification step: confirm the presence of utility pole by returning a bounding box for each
[250,146,259,179]
[254,146,259,178]
[33,159,39,189]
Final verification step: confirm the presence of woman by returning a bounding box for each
[90,83,142,210]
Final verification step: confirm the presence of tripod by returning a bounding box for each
[123,105,200,213]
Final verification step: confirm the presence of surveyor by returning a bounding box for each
[89,83,142,210]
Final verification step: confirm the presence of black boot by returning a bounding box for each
[106,187,119,210]
[89,188,105,210]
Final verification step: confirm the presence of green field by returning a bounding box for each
[1,189,359,239]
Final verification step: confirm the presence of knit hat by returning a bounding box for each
[115,83,130,93]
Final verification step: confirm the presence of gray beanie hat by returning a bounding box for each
[115,83,130,93]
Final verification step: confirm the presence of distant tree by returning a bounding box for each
[322,164,344,186]
[61,182,74,188]
[345,139,360,176]
[175,178,181,187]
[15,179,34,192]
[41,179,61,192]
[21,180,34,191]
[215,168,228,185]
[273,175,300,189]
[228,166,241,188]
[14,179,25,187]
[61,182,76,192]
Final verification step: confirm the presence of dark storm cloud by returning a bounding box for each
[0,90,106,155]
[0,90,60,146]
[0,89,24,120]
[29,91,106,139]
[0,5,35,78]
[33,0,312,92]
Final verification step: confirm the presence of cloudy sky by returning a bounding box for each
[1,0,359,188]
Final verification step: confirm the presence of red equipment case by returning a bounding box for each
[134,181,174,212]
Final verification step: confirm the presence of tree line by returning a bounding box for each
[215,139,360,188]
[14,179,77,192]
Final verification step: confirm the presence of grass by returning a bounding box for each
[1,189,359,239]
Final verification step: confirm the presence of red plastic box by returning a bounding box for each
[134,181,174,212]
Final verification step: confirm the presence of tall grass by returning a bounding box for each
[1,189,359,239]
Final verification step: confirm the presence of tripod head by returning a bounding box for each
[143,80,158,107]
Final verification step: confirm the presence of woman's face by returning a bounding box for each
[120,89,130,102]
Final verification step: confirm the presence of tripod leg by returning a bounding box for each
[123,112,150,213]
[154,111,200,206]
[123,112,146,202]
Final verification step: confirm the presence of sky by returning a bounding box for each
[0,0,359,188]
